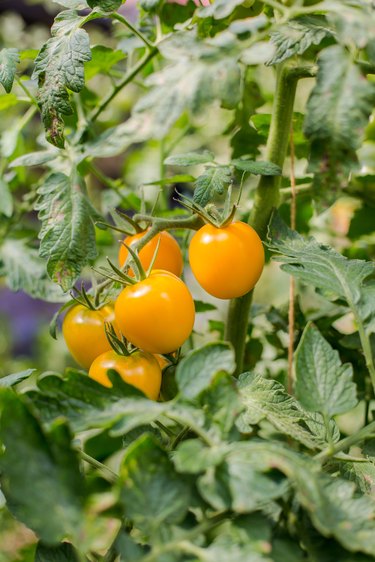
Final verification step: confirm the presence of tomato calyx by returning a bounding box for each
[174,190,238,229]
[94,235,163,287]
[104,322,131,357]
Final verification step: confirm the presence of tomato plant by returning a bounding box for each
[118,228,184,277]
[89,349,162,400]
[189,221,264,299]
[62,304,116,369]
[114,270,195,354]
[0,0,375,561]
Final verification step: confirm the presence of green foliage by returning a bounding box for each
[0,48,19,93]
[0,390,86,544]
[304,45,375,200]
[32,13,91,147]
[295,323,358,418]
[36,172,99,291]
[193,165,232,207]
[268,16,333,65]
[1,0,375,560]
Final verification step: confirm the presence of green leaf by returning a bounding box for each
[304,46,375,200]
[10,150,59,168]
[35,542,82,562]
[0,238,68,302]
[84,45,125,80]
[87,0,123,10]
[194,299,217,313]
[328,2,375,50]
[267,16,332,66]
[32,19,91,147]
[0,92,18,110]
[340,459,375,496]
[164,151,215,166]
[35,172,99,291]
[0,390,86,544]
[0,48,20,93]
[0,178,13,217]
[198,0,246,20]
[130,33,241,139]
[176,342,236,399]
[27,370,167,433]
[268,213,375,333]
[197,516,273,561]
[231,159,281,175]
[238,372,339,449]
[119,434,191,534]
[173,439,228,474]
[295,323,357,418]
[140,0,164,13]
[0,369,35,388]
[193,166,232,207]
[145,174,196,186]
[199,373,243,439]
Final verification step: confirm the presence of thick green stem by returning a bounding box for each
[315,420,375,462]
[225,63,299,375]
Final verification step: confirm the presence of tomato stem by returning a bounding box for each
[225,62,312,375]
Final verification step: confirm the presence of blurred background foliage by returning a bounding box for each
[0,0,374,384]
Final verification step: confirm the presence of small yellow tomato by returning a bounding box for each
[188,221,264,299]
[62,304,117,369]
[88,350,162,400]
[114,270,195,354]
[118,228,183,277]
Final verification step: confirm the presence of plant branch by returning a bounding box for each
[111,13,155,50]
[288,123,296,394]
[80,450,118,483]
[225,62,300,374]
[89,47,158,123]
[315,421,375,462]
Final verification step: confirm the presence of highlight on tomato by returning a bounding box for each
[188,221,264,299]
[114,269,195,354]
[118,228,183,277]
[88,349,162,400]
[62,304,117,369]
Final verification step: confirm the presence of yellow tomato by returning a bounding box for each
[114,270,195,354]
[188,221,264,299]
[62,304,116,369]
[118,228,183,277]
[89,350,162,400]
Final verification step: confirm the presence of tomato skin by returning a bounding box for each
[188,221,264,299]
[62,305,116,369]
[118,229,183,277]
[114,270,195,354]
[88,350,162,400]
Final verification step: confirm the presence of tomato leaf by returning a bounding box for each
[84,45,125,80]
[176,342,236,399]
[238,372,340,450]
[0,390,86,544]
[118,434,191,534]
[268,213,375,338]
[164,151,215,166]
[36,172,99,291]
[0,178,13,217]
[87,0,123,10]
[304,46,375,203]
[231,159,281,175]
[0,238,68,302]
[198,0,249,20]
[267,16,333,66]
[193,166,232,207]
[32,12,91,147]
[0,48,20,93]
[0,369,35,388]
[35,542,82,562]
[295,323,358,418]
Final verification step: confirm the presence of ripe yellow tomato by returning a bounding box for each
[114,270,195,354]
[62,304,116,369]
[118,228,183,277]
[188,221,264,299]
[88,350,162,400]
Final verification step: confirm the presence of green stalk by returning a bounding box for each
[225,63,299,375]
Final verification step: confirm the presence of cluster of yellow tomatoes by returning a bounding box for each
[62,220,264,399]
